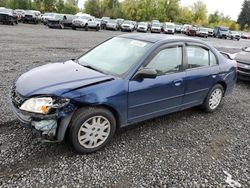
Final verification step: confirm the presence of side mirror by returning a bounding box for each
[134,68,157,80]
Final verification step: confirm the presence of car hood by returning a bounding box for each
[152,26,161,29]
[15,60,114,97]
[235,51,250,64]
[73,18,87,22]
[122,24,133,27]
[138,25,147,28]
[0,12,13,16]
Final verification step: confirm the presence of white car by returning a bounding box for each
[41,12,55,25]
[106,19,119,30]
[163,22,175,34]
[197,27,209,38]
[150,23,161,33]
[72,15,100,31]
[121,20,135,32]
[137,22,148,32]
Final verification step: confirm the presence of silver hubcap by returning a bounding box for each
[78,116,111,149]
[209,88,223,110]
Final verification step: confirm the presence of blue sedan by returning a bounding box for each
[10,34,237,154]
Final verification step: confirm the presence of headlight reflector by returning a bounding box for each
[20,97,53,114]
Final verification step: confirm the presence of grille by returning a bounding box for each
[25,15,33,18]
[10,87,25,107]
[238,67,250,73]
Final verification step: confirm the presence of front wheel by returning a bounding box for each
[68,107,116,154]
[202,84,224,112]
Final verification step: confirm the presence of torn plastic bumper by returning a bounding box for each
[11,101,75,142]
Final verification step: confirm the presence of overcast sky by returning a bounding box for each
[78,0,243,21]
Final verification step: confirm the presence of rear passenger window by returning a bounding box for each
[209,51,217,66]
[187,46,209,69]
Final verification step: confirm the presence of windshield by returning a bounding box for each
[200,28,208,32]
[77,15,89,19]
[123,21,132,25]
[152,23,161,27]
[220,27,228,31]
[78,37,152,76]
[108,20,117,23]
[139,22,147,26]
[54,14,64,20]
[166,24,174,28]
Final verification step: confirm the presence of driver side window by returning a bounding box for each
[145,46,182,75]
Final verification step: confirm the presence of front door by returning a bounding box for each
[128,45,185,123]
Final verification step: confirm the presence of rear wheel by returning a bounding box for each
[202,84,224,112]
[96,25,100,31]
[72,26,76,30]
[68,107,116,154]
[85,24,88,31]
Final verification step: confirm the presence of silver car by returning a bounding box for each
[106,19,119,30]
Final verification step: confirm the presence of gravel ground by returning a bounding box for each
[0,24,249,187]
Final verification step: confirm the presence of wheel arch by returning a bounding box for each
[216,81,227,95]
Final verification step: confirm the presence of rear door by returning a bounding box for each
[182,43,220,109]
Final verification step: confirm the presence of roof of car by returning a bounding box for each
[119,33,205,44]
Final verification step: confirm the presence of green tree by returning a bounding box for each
[0,0,7,7]
[192,0,207,23]
[56,0,65,13]
[237,0,250,30]
[163,0,180,22]
[43,0,56,12]
[84,0,102,17]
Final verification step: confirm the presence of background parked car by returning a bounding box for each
[101,16,110,29]
[23,10,40,24]
[197,27,209,38]
[182,24,192,34]
[0,8,18,25]
[15,9,25,22]
[137,22,148,32]
[241,32,250,39]
[163,22,175,34]
[41,12,56,25]
[213,26,229,39]
[48,14,75,29]
[150,23,161,33]
[235,46,250,81]
[228,31,240,40]
[175,24,183,33]
[208,28,214,37]
[106,19,119,30]
[186,25,198,36]
[72,14,100,31]
[116,18,124,29]
[121,20,135,32]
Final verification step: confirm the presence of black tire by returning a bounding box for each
[68,107,116,154]
[202,84,224,113]
[85,24,88,31]
[72,26,76,30]
[96,25,100,31]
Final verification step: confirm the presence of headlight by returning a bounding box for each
[20,97,70,114]
[20,97,53,114]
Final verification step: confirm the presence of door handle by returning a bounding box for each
[173,79,183,86]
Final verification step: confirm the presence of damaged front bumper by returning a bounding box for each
[10,100,75,142]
